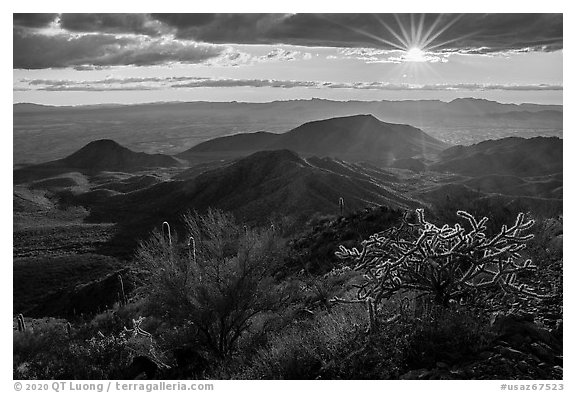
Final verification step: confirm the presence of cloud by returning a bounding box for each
[171,78,317,89]
[16,76,562,92]
[252,47,312,62]
[148,13,563,53]
[13,26,313,69]
[59,13,165,36]
[331,47,449,63]
[13,13,58,28]
[13,28,224,69]
[13,13,562,70]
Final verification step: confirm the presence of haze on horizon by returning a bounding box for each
[13,13,563,106]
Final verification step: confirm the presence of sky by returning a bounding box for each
[12,13,563,105]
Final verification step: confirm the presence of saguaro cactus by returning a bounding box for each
[188,236,196,263]
[162,221,172,246]
[118,274,127,306]
[16,314,26,332]
[339,197,345,216]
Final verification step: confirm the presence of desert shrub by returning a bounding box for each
[13,323,133,379]
[235,304,368,379]
[402,305,492,368]
[227,296,492,379]
[299,267,361,310]
[289,206,403,274]
[336,209,540,317]
[525,216,563,266]
[136,209,292,357]
[88,298,160,336]
[317,303,492,379]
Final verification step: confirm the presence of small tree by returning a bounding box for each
[136,209,289,357]
[335,209,542,314]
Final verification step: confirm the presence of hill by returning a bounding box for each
[84,149,420,243]
[61,139,182,171]
[14,139,183,183]
[179,114,449,165]
[430,137,562,177]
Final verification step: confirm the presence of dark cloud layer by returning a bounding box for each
[13,13,563,69]
[150,13,562,53]
[13,13,58,28]
[59,13,163,36]
[13,28,223,69]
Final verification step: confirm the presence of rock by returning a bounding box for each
[508,333,532,348]
[534,364,549,379]
[494,345,529,361]
[553,320,563,340]
[528,353,542,364]
[530,342,555,363]
[491,313,561,351]
[555,355,563,366]
[516,360,530,373]
[400,368,431,380]
[553,365,563,379]
[123,356,159,379]
[478,351,493,360]
[436,362,449,369]
[173,347,210,374]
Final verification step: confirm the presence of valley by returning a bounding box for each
[13,106,563,380]
[13,112,563,317]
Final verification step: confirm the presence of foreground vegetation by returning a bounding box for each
[13,206,563,380]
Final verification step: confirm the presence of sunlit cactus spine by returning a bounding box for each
[16,314,26,332]
[339,197,345,216]
[162,221,172,246]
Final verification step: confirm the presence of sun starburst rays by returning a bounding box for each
[350,13,475,63]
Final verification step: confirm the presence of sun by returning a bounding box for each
[404,47,427,62]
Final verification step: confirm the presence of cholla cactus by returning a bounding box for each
[335,209,542,309]
[123,316,152,339]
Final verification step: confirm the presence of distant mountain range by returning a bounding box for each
[14,98,562,165]
[179,114,449,165]
[13,98,562,115]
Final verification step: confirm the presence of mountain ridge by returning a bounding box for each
[85,149,420,238]
[431,136,562,177]
[14,139,183,183]
[179,114,449,165]
[14,98,563,112]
